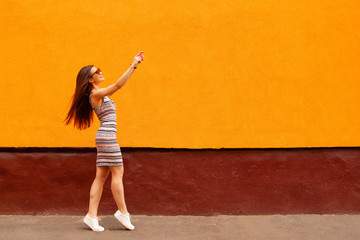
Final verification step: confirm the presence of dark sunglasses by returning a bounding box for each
[89,68,102,78]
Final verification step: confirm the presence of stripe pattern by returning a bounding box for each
[90,94,123,166]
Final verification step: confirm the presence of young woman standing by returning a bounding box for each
[65,52,144,231]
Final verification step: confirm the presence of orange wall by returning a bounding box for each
[1,0,359,148]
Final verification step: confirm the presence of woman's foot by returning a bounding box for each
[114,210,135,230]
[83,214,105,232]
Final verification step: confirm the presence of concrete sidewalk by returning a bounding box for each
[0,215,359,240]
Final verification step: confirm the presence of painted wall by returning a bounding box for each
[1,0,359,148]
[1,148,360,215]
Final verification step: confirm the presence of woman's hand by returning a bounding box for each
[131,51,144,68]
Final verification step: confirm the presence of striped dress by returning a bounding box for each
[89,93,123,166]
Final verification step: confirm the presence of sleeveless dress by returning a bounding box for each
[89,93,123,166]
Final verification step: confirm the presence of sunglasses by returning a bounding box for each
[89,68,102,78]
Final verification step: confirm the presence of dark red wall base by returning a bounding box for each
[1,148,360,215]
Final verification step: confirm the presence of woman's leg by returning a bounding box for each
[109,166,128,214]
[88,166,110,217]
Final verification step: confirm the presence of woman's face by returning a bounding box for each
[89,67,105,84]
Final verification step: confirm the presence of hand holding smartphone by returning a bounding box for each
[135,51,144,63]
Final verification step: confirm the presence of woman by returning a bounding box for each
[65,52,144,232]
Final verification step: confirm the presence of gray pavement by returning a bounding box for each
[0,215,360,240]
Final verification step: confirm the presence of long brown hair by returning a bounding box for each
[65,65,94,130]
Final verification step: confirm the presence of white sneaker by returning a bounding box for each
[83,214,105,232]
[114,210,135,230]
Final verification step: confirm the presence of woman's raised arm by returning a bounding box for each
[92,52,144,99]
